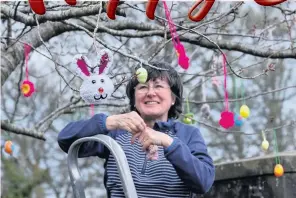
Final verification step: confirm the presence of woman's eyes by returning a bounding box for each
[139,86,148,89]
[138,85,164,89]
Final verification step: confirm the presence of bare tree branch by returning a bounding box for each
[1,120,45,140]
[190,117,295,136]
[189,85,296,105]
[1,21,75,86]
[35,97,81,130]
[1,4,125,26]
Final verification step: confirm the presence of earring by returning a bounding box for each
[172,103,174,105]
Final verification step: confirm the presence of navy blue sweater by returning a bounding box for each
[58,113,215,197]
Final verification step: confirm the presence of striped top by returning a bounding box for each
[57,114,215,198]
[106,130,191,198]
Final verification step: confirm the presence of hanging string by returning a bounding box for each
[222,53,229,111]
[92,1,103,55]
[241,78,245,105]
[24,44,31,80]
[234,77,239,112]
[90,104,95,117]
[273,129,280,164]
[162,0,189,69]
[162,0,179,48]
[186,96,190,113]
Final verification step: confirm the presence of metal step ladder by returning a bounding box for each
[67,134,138,198]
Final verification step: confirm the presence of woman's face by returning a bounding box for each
[134,78,175,121]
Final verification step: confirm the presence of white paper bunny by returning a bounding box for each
[73,49,114,104]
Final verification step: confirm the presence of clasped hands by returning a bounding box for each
[106,111,173,157]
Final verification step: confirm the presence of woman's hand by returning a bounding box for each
[106,111,146,134]
[131,127,173,151]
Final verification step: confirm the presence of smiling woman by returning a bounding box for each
[126,61,183,125]
[58,61,215,198]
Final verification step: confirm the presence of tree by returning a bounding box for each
[1,1,295,197]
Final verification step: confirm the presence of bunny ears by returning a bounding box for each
[74,49,113,78]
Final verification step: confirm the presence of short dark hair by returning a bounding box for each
[126,61,183,119]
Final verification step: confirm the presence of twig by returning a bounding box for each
[35,16,79,92]
[189,117,295,136]
[1,120,45,140]
[189,85,296,105]
[128,2,250,78]
[35,97,81,130]
[62,20,168,71]
[0,36,79,91]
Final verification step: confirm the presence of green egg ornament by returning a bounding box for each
[183,113,195,125]
[136,68,148,84]
[183,117,192,124]
[240,105,250,118]
[261,140,269,151]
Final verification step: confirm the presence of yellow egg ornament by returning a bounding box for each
[261,140,269,151]
[240,105,250,118]
[136,68,148,84]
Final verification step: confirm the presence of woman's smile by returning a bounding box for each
[144,101,160,105]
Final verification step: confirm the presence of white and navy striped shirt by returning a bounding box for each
[58,114,215,198]
[106,130,191,198]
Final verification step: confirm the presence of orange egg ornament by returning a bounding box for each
[274,164,284,177]
[4,140,14,155]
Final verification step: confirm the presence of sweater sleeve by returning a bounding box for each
[163,127,215,194]
[57,113,113,159]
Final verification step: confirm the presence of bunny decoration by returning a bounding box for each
[74,49,115,105]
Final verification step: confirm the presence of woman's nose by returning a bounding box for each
[146,87,156,95]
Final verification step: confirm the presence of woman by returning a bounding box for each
[58,61,215,198]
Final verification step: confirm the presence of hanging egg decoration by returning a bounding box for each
[218,53,234,129]
[21,44,35,97]
[21,80,35,97]
[234,114,243,127]
[240,104,250,118]
[219,111,234,129]
[183,113,195,125]
[4,140,14,155]
[136,68,148,84]
[274,164,284,177]
[261,139,269,151]
[261,130,269,151]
